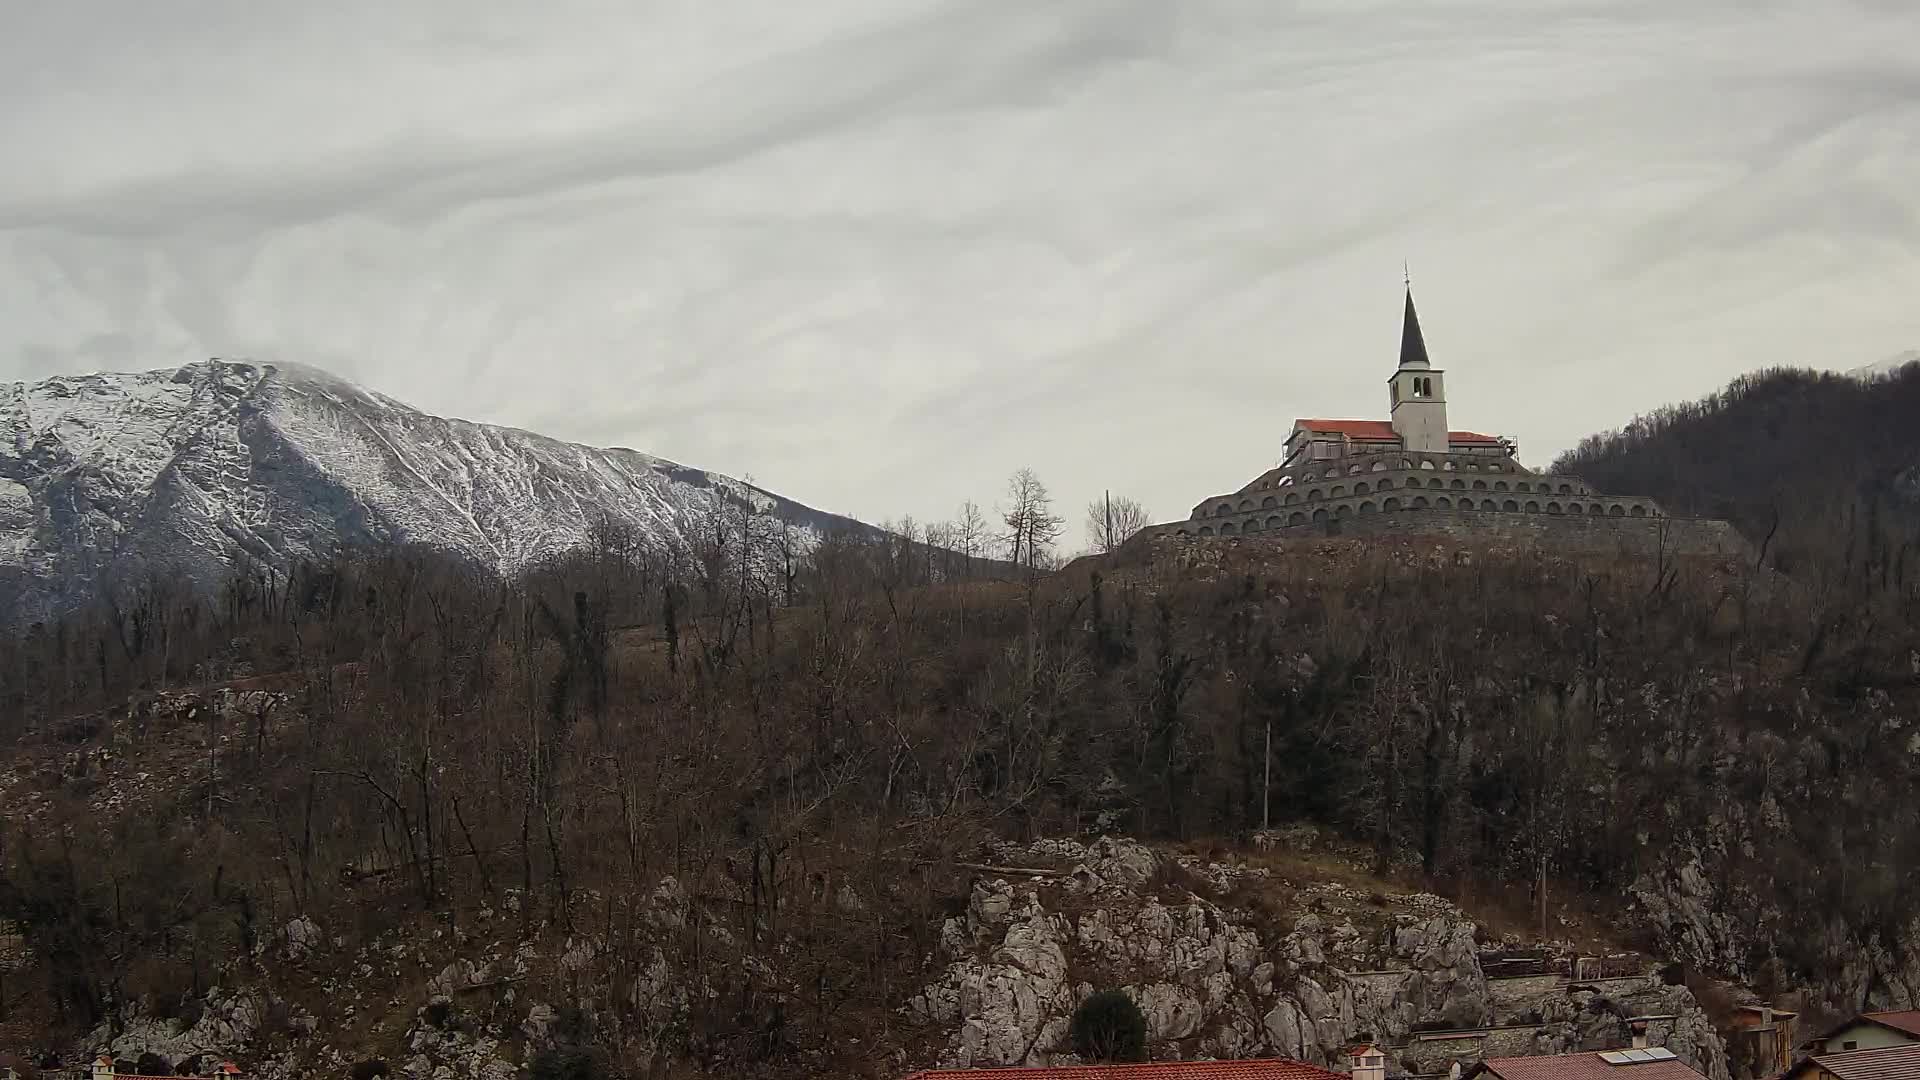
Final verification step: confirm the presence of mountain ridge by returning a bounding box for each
[0,359,873,626]
[1847,349,1920,379]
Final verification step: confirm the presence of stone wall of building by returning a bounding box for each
[1147,430,1743,561]
[1152,508,1749,559]
[1305,508,1747,557]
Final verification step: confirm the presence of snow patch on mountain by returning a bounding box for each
[0,360,871,627]
[1848,350,1920,379]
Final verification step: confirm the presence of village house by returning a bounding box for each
[1783,1042,1920,1080]
[1462,1048,1707,1080]
[900,1052,1359,1080]
[1811,1012,1920,1056]
[1725,1002,1799,1078]
[85,1058,242,1080]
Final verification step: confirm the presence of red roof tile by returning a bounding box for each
[1802,1043,1920,1080]
[1862,1011,1920,1037]
[1470,1053,1705,1080]
[1296,419,1400,441]
[1291,419,1503,446]
[901,1059,1347,1080]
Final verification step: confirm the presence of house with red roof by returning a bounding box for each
[89,1058,242,1080]
[1462,1047,1707,1080]
[1812,1011,1920,1056]
[899,1056,1350,1080]
[1784,1041,1920,1080]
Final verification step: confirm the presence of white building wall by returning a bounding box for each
[1390,368,1448,453]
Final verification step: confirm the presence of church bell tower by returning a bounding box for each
[1388,286,1448,453]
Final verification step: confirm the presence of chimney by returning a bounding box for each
[93,1057,116,1080]
[1352,1044,1388,1080]
[1630,1020,1649,1050]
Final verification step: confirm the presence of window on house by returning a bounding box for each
[1844,1043,1858,1052]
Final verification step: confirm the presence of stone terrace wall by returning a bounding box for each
[1280,509,1748,558]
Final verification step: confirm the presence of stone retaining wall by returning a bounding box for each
[1141,508,1749,560]
[1301,508,1748,557]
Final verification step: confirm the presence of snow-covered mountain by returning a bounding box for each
[1848,350,1920,379]
[1,360,873,626]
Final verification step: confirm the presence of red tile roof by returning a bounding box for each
[1295,419,1400,441]
[1862,1011,1920,1037]
[1291,419,1503,446]
[88,1060,241,1079]
[1469,1053,1705,1080]
[1798,1043,1920,1080]
[901,1059,1347,1080]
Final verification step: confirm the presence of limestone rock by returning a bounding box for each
[648,876,689,930]
[1130,982,1205,1040]
[911,885,1077,1066]
[523,1003,558,1044]
[1263,998,1312,1058]
[427,959,487,998]
[89,987,262,1063]
[281,916,323,963]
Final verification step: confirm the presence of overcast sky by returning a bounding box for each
[4,1,1918,541]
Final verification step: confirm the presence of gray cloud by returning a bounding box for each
[4,0,1919,539]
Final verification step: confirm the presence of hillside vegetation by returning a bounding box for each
[1555,361,1920,580]
[2,368,1919,1074]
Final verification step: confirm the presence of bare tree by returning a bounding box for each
[1084,493,1151,554]
[1000,468,1064,578]
[954,501,988,579]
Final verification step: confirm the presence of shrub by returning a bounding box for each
[135,1052,171,1076]
[350,1060,389,1080]
[423,1000,454,1029]
[553,1005,592,1044]
[529,1046,609,1080]
[1070,989,1148,1063]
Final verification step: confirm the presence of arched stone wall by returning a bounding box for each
[1184,450,1653,532]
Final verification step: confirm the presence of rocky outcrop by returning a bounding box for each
[54,837,1733,1080]
[908,837,1730,1079]
[1634,843,1920,1018]
[86,987,263,1065]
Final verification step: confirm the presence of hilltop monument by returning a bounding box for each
[1151,287,1742,555]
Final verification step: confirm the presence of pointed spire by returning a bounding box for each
[1399,286,1431,370]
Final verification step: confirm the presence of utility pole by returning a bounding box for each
[1262,716,1272,831]
[1104,490,1112,553]
[1538,853,1549,940]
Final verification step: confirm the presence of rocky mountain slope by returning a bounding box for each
[36,825,1731,1080]
[0,360,870,626]
[909,837,1726,1076]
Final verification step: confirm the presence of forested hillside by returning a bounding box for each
[3,498,1919,1073]
[4,365,1920,1075]
[1555,361,1920,577]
